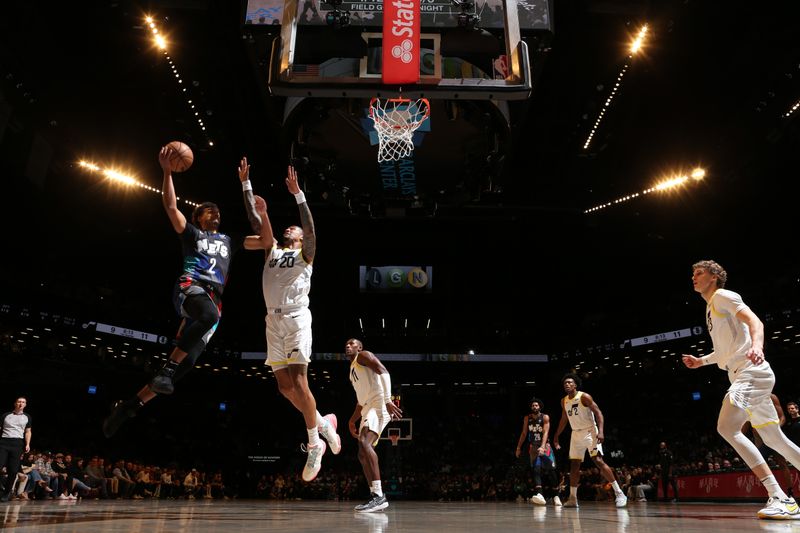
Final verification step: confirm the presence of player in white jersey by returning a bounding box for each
[345,339,403,513]
[553,373,627,508]
[682,260,800,520]
[244,163,340,483]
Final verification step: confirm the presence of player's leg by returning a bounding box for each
[354,406,390,513]
[563,430,585,507]
[757,426,800,499]
[540,453,560,505]
[591,454,626,506]
[530,452,546,505]
[103,314,212,437]
[717,396,796,518]
[281,310,340,454]
[151,289,219,394]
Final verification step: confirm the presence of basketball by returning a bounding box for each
[166,141,193,172]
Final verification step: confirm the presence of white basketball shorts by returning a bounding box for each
[265,307,313,369]
[569,426,603,460]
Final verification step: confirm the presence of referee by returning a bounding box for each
[1,397,31,502]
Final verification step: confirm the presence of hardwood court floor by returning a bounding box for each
[1,499,793,532]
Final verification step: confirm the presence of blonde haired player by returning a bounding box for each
[243,163,340,482]
[683,260,800,520]
[553,373,627,508]
[345,338,403,513]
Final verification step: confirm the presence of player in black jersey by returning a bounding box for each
[515,398,559,506]
[103,148,265,437]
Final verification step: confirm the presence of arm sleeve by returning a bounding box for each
[377,372,392,403]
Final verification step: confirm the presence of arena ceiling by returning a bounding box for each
[1,0,797,353]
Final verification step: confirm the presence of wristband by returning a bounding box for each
[294,191,306,204]
[242,180,252,192]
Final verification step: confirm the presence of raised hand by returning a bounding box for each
[159,146,173,172]
[238,156,250,182]
[387,401,403,421]
[285,165,300,194]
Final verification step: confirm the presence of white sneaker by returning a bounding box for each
[563,497,579,508]
[530,493,546,505]
[553,495,562,506]
[615,494,628,508]
[319,414,341,455]
[301,441,327,482]
[758,496,800,520]
[58,494,68,500]
[67,494,77,500]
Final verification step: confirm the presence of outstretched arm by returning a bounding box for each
[160,146,187,233]
[238,156,262,233]
[285,165,316,264]
[244,196,276,250]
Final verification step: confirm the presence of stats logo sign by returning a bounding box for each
[359,266,433,293]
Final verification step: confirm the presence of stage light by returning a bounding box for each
[584,167,707,214]
[76,159,200,207]
[784,99,800,118]
[146,16,214,147]
[583,23,649,151]
[629,24,648,55]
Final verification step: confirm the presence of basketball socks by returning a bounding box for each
[570,486,578,499]
[611,480,624,497]
[761,474,788,500]
[371,480,383,497]
[307,427,321,446]
[315,411,325,426]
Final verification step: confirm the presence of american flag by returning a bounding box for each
[292,64,320,77]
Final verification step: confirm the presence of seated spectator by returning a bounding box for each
[85,457,109,498]
[184,469,201,499]
[112,460,135,498]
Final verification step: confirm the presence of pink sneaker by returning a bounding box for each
[319,414,341,455]
[301,441,326,482]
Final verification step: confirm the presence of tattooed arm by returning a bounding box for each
[285,165,316,264]
[239,156,262,233]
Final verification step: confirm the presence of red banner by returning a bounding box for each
[382,0,420,84]
[659,470,800,499]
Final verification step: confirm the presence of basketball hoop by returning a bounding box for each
[388,427,401,447]
[369,97,430,163]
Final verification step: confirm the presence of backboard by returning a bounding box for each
[255,0,553,100]
[378,417,413,442]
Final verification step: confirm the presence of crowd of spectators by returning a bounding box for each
[1,450,231,502]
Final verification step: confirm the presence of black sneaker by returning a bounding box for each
[102,400,138,438]
[150,364,176,395]
[354,493,388,513]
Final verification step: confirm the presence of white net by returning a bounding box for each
[369,97,430,162]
